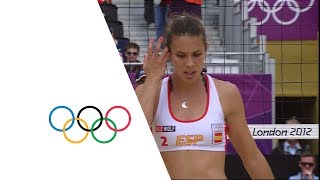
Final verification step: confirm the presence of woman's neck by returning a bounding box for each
[170,73,206,95]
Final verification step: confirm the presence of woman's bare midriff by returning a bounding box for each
[161,151,226,179]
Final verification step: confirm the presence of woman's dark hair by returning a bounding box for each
[164,13,207,51]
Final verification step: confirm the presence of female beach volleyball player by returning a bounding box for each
[135,13,274,179]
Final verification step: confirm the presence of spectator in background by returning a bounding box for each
[271,117,310,156]
[124,42,142,73]
[135,70,147,88]
[289,152,318,180]
[169,0,202,19]
[154,0,170,40]
[109,27,125,61]
[144,0,155,27]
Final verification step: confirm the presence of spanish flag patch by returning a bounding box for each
[211,123,224,144]
[214,132,223,143]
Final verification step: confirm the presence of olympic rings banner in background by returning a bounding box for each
[49,105,131,144]
[247,0,318,40]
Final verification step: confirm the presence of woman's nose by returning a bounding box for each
[185,56,194,67]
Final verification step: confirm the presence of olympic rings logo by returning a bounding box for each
[248,0,315,25]
[49,105,131,144]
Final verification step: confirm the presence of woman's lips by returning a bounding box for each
[184,71,196,79]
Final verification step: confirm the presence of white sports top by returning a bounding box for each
[151,74,228,152]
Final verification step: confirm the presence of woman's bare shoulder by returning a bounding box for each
[135,80,163,109]
[212,77,239,96]
[135,80,163,94]
[211,77,243,115]
[135,83,145,94]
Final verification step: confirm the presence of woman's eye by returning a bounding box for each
[194,53,202,57]
[177,55,185,58]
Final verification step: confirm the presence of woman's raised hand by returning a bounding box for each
[143,37,169,81]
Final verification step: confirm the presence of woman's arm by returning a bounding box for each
[135,37,169,126]
[135,79,162,126]
[223,82,274,179]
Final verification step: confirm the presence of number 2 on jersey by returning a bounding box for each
[161,136,168,146]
